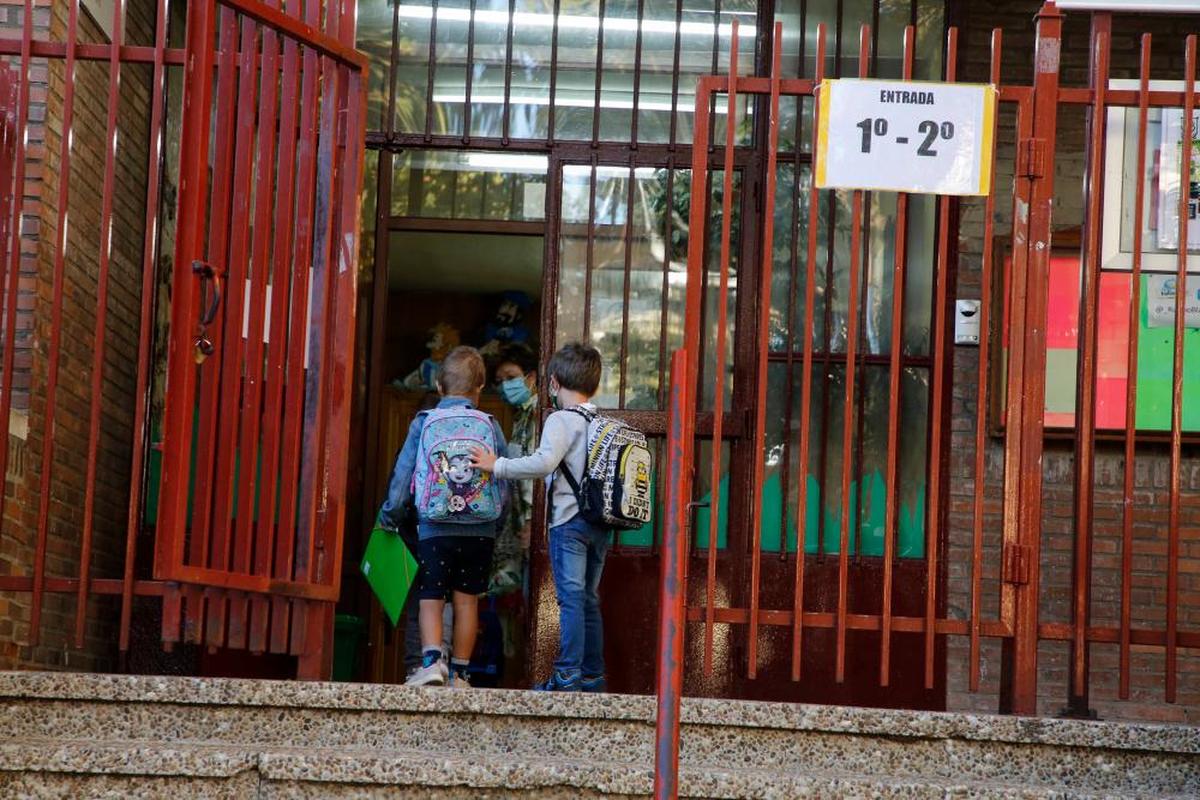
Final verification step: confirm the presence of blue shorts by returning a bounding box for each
[416,536,495,600]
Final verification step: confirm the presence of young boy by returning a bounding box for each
[378,346,507,688]
[471,342,609,692]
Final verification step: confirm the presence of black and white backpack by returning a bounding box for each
[558,407,653,531]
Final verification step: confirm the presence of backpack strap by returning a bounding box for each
[556,406,593,504]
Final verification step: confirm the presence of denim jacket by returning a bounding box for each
[377,396,508,540]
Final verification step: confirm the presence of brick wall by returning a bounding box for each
[947,1,1200,724]
[0,0,156,671]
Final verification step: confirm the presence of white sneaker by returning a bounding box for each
[405,659,448,687]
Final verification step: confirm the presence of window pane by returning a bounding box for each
[636,1,683,144]
[357,0,393,131]
[915,0,944,81]
[391,150,548,221]
[556,164,593,347]
[508,0,553,140]
[588,167,631,407]
[431,0,469,136]
[700,169,740,412]
[466,1,511,139]
[395,2,432,133]
[552,3,601,140]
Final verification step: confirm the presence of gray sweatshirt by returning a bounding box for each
[492,404,594,528]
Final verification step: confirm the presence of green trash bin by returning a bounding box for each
[332,613,366,682]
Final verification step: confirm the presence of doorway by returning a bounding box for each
[363,149,547,685]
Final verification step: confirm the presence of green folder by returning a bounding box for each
[360,527,419,627]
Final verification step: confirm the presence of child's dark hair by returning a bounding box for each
[438,346,486,396]
[547,342,602,396]
[494,342,539,377]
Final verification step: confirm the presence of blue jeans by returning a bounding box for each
[549,516,610,677]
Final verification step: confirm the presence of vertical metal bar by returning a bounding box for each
[747,21,783,680]
[1120,33,1152,701]
[656,166,675,408]
[1166,34,1195,706]
[881,22,916,688]
[833,23,870,685]
[590,0,607,146]
[618,166,635,408]
[1001,3,1061,716]
[423,0,438,142]
[321,54,367,621]
[31,0,83,645]
[704,20,738,678]
[157,0,219,650]
[582,160,598,341]
[653,349,689,800]
[1069,16,1109,713]
[462,0,476,144]
[969,26,1003,694]
[293,11,344,659]
[667,0,683,150]
[684,75,715,425]
[119,0,170,658]
[291,0,345,663]
[501,0,515,145]
[779,135,802,561]
[385,0,399,140]
[254,5,304,654]
[233,12,283,652]
[630,0,644,147]
[76,0,128,648]
[548,0,561,144]
[791,23,826,682]
[273,22,323,656]
[158,0,219,652]
[183,7,239,646]
[0,0,36,552]
[0,86,11,552]
[207,14,261,650]
[924,25,957,691]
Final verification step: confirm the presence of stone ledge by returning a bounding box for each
[0,739,1143,799]
[0,671,1196,756]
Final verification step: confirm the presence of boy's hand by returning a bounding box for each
[469,446,497,472]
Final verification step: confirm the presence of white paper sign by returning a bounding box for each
[815,79,997,196]
[1156,108,1200,252]
[1146,274,1200,329]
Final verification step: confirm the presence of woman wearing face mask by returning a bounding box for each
[484,343,538,678]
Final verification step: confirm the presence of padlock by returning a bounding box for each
[194,337,214,364]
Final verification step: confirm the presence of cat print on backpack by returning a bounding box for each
[414,408,504,523]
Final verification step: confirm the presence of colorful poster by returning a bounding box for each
[1001,255,1200,432]
[1156,108,1200,251]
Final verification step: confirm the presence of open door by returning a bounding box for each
[154,0,366,674]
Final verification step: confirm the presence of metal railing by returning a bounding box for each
[655,4,1200,795]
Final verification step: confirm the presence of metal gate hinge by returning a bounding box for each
[1018,138,1046,179]
[1003,543,1031,585]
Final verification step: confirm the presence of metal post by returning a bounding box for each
[1000,0,1062,716]
[654,349,692,800]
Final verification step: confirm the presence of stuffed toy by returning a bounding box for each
[479,291,532,357]
[398,322,460,390]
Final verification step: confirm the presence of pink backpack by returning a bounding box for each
[413,407,504,524]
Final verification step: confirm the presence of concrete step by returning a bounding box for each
[0,738,1175,799]
[0,672,1196,798]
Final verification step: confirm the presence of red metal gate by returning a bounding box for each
[0,0,365,677]
[155,0,366,669]
[657,5,1200,792]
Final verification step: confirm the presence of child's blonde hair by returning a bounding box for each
[438,346,486,396]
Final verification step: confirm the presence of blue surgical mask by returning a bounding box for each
[500,376,532,406]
